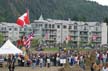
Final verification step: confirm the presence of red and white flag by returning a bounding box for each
[24,40,31,48]
[16,10,30,27]
[23,32,34,48]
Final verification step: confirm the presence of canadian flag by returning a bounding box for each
[16,10,30,27]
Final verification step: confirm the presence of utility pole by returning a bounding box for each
[77,30,80,48]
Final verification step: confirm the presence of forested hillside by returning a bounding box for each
[0,0,108,22]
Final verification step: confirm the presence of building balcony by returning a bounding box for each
[72,39,78,42]
[69,34,78,36]
[19,31,25,33]
[80,35,88,37]
[69,29,78,32]
[97,36,101,38]
[92,31,101,33]
[92,40,101,43]
[46,38,56,41]
[49,32,56,35]
[80,40,88,42]
[42,28,56,31]
[0,30,8,33]
[80,30,88,32]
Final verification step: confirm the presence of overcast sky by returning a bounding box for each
[89,0,108,6]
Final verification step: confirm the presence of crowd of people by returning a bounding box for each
[1,48,108,71]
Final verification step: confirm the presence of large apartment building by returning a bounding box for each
[0,17,107,47]
[31,16,107,47]
[0,22,32,42]
[0,22,20,41]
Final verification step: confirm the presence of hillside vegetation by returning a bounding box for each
[0,0,108,22]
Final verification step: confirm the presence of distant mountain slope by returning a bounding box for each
[0,0,108,22]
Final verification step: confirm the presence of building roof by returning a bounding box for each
[38,14,44,21]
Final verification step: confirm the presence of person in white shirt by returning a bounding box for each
[102,63,108,71]
[102,53,107,64]
[39,57,43,68]
[47,58,51,68]
[74,55,78,64]
[96,52,99,61]
[102,67,108,71]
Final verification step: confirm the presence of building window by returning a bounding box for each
[84,23,88,30]
[9,28,12,31]
[96,23,100,26]
[24,28,26,31]
[74,23,78,30]
[45,24,47,28]
[1,27,3,30]
[49,24,51,28]
[35,24,39,27]
[29,29,32,31]
[4,27,6,30]
[52,24,55,28]
[96,27,98,31]
[58,36,60,38]
[39,24,42,27]
[69,26,72,29]
[63,25,67,29]
[74,26,77,30]
[57,25,60,28]
[1,27,6,31]
[14,28,17,31]
[84,27,87,30]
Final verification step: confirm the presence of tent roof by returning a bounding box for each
[0,40,22,54]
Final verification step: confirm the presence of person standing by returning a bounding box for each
[31,55,36,69]
[10,62,15,71]
[39,57,44,68]
[90,62,95,71]
[103,53,107,64]
[102,62,108,71]
[8,55,15,71]
[79,55,85,70]
[47,57,51,68]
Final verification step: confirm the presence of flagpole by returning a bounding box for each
[60,23,63,51]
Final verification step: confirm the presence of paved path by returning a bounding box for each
[0,66,61,71]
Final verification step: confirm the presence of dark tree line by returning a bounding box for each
[0,0,108,22]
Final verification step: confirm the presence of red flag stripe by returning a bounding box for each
[16,18,24,27]
[23,32,34,47]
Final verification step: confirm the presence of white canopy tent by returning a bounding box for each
[0,40,23,54]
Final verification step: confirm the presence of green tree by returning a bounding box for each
[0,33,4,45]
[72,16,79,21]
[31,39,39,48]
